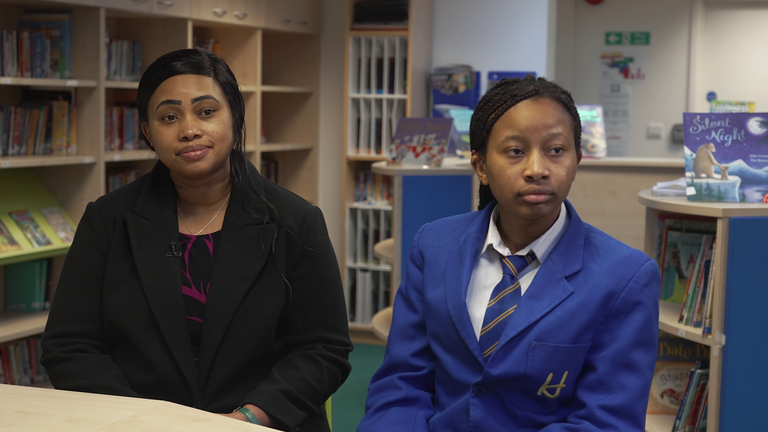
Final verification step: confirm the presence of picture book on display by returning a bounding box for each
[39,206,75,243]
[8,210,52,248]
[648,331,710,415]
[388,117,453,167]
[684,112,768,202]
[0,219,22,253]
[576,104,607,158]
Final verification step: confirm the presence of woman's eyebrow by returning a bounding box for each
[191,95,220,104]
[155,99,181,112]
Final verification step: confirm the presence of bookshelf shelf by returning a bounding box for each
[346,262,392,272]
[240,85,258,93]
[639,189,768,218]
[349,202,393,211]
[0,311,49,345]
[349,30,408,37]
[0,245,70,267]
[347,154,387,162]
[261,85,313,94]
[0,77,97,88]
[645,413,676,432]
[658,301,715,347]
[104,150,157,162]
[260,143,314,152]
[349,93,408,100]
[104,80,140,89]
[0,156,97,169]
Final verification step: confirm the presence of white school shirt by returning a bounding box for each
[465,202,570,340]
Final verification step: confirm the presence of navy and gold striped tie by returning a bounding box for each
[479,251,536,360]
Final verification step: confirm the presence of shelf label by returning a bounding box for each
[677,329,686,338]
[112,154,122,161]
[66,80,77,87]
[83,156,95,163]
[0,77,10,84]
[686,186,696,196]
[1,161,11,168]
[715,331,726,345]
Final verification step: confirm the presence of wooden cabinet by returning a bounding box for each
[265,0,320,34]
[0,0,322,378]
[639,190,768,432]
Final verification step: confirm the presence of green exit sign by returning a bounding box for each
[605,32,650,45]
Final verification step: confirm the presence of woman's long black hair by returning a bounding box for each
[137,48,249,184]
[469,75,582,210]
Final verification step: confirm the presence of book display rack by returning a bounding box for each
[639,189,768,432]
[341,0,432,344]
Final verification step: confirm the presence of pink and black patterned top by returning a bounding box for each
[179,231,221,373]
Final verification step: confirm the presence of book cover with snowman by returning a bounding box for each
[684,112,768,202]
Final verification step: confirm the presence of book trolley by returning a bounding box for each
[639,189,768,432]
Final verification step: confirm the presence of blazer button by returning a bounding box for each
[472,384,487,397]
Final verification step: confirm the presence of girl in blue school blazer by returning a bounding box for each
[359,76,660,431]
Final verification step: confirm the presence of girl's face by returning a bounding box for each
[472,97,581,226]
[141,74,234,183]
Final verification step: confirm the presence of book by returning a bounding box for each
[576,104,607,158]
[684,112,768,202]
[487,71,536,90]
[661,230,706,303]
[387,117,453,167]
[685,379,709,432]
[647,331,710,415]
[9,210,52,248]
[39,206,75,243]
[5,259,47,312]
[675,367,709,432]
[20,12,72,79]
[0,219,22,253]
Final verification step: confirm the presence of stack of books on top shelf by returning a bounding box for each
[1,89,77,157]
[355,170,391,204]
[0,336,48,386]
[657,214,717,335]
[106,38,142,82]
[194,37,220,56]
[0,12,72,79]
[351,0,408,30]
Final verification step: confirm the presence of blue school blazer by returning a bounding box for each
[359,200,660,432]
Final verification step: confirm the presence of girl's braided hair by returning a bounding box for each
[469,75,582,210]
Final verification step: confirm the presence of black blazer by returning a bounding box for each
[41,161,352,432]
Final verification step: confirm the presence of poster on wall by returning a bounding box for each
[599,81,632,157]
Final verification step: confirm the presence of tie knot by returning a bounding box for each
[500,251,536,277]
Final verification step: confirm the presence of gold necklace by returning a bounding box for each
[177,193,231,236]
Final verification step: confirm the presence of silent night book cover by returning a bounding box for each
[684,112,768,202]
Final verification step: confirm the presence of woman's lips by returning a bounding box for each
[178,145,210,160]
[520,187,553,204]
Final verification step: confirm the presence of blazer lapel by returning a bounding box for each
[495,200,585,349]
[197,166,277,383]
[445,203,496,366]
[125,162,200,399]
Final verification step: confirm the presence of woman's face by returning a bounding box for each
[472,97,581,226]
[141,74,234,182]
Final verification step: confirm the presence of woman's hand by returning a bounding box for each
[222,404,273,427]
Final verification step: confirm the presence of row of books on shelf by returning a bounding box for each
[106,38,142,82]
[648,332,710,432]
[355,170,392,204]
[105,106,146,151]
[0,207,75,252]
[194,37,221,57]
[0,12,73,79]
[657,214,717,334]
[5,259,50,313]
[0,90,76,157]
[107,169,140,193]
[347,269,390,325]
[0,336,47,386]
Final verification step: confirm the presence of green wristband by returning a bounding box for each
[235,406,261,425]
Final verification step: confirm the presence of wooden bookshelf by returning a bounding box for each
[0,0,323,367]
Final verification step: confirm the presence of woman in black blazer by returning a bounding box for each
[41,49,352,432]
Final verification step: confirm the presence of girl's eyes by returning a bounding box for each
[201,108,216,116]
[549,147,565,154]
[161,114,177,122]
[505,146,566,156]
[159,108,216,122]
[506,148,524,156]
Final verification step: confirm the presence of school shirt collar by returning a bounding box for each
[479,202,569,262]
